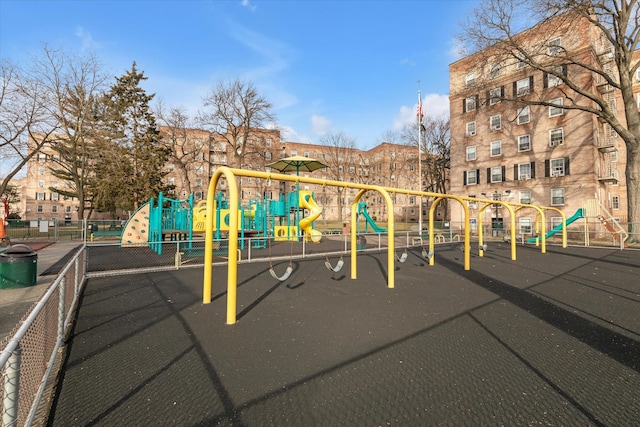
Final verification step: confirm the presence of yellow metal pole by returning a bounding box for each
[427,199,440,266]
[350,199,358,280]
[226,170,239,325]
[478,203,488,257]
[506,205,516,260]
[449,195,470,269]
[378,186,395,288]
[202,174,217,304]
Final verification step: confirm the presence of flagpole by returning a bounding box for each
[417,89,423,237]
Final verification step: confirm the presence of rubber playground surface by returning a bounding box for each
[47,243,640,426]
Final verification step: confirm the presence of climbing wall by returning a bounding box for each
[121,202,150,247]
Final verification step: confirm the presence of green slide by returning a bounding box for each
[527,208,584,243]
[360,207,387,233]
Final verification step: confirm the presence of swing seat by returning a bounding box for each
[325,258,344,272]
[420,248,434,260]
[269,265,293,282]
[395,252,408,263]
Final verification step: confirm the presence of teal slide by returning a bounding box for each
[360,207,387,233]
[527,208,584,243]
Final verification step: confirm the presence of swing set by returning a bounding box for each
[203,166,563,325]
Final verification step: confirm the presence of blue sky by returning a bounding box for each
[1,0,477,152]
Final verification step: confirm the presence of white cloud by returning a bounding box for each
[393,93,450,129]
[241,0,257,12]
[311,115,331,136]
[75,27,98,51]
[279,124,313,144]
[400,58,416,67]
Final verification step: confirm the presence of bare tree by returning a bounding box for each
[31,46,109,220]
[395,115,450,193]
[156,100,207,197]
[0,59,56,198]
[319,131,358,224]
[459,0,640,241]
[198,79,276,169]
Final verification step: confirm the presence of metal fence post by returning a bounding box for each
[58,277,66,339]
[2,347,21,427]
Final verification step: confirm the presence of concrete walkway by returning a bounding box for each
[0,241,82,340]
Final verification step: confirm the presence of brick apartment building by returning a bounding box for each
[449,12,631,235]
[12,128,425,224]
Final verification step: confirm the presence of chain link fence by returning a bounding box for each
[0,247,86,426]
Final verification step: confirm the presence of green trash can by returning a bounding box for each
[0,244,38,289]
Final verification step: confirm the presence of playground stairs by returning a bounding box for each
[583,199,629,247]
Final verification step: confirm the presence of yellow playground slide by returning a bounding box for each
[299,190,322,243]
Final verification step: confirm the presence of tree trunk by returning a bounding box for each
[626,143,640,243]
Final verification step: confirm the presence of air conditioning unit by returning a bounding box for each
[551,170,561,177]
[550,140,559,147]
[520,175,530,180]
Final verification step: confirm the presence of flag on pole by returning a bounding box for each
[417,96,426,132]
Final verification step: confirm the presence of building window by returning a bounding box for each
[517,106,530,124]
[195,178,202,187]
[518,134,531,151]
[37,205,43,213]
[304,151,310,158]
[465,71,476,87]
[549,158,566,177]
[466,121,476,136]
[65,206,72,213]
[290,150,297,156]
[38,167,45,175]
[490,115,501,131]
[490,140,502,157]
[516,77,531,96]
[549,98,564,117]
[51,192,59,201]
[265,151,272,160]
[612,195,620,210]
[465,169,478,185]
[195,165,204,175]
[519,190,531,204]
[266,138,272,147]
[518,163,532,180]
[548,37,563,55]
[36,192,45,200]
[516,53,527,69]
[349,166,355,173]
[38,180,45,188]
[466,146,476,161]
[519,217,532,234]
[465,96,477,112]
[547,66,564,87]
[549,128,564,146]
[51,205,58,213]
[489,87,502,105]
[551,188,565,205]
[38,153,47,162]
[489,62,501,79]
[195,152,204,161]
[168,177,175,186]
[490,166,503,183]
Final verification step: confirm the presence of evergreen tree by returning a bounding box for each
[97,63,171,212]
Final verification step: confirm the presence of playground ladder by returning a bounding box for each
[583,199,628,247]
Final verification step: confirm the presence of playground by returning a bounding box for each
[46,242,640,425]
[5,162,637,425]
